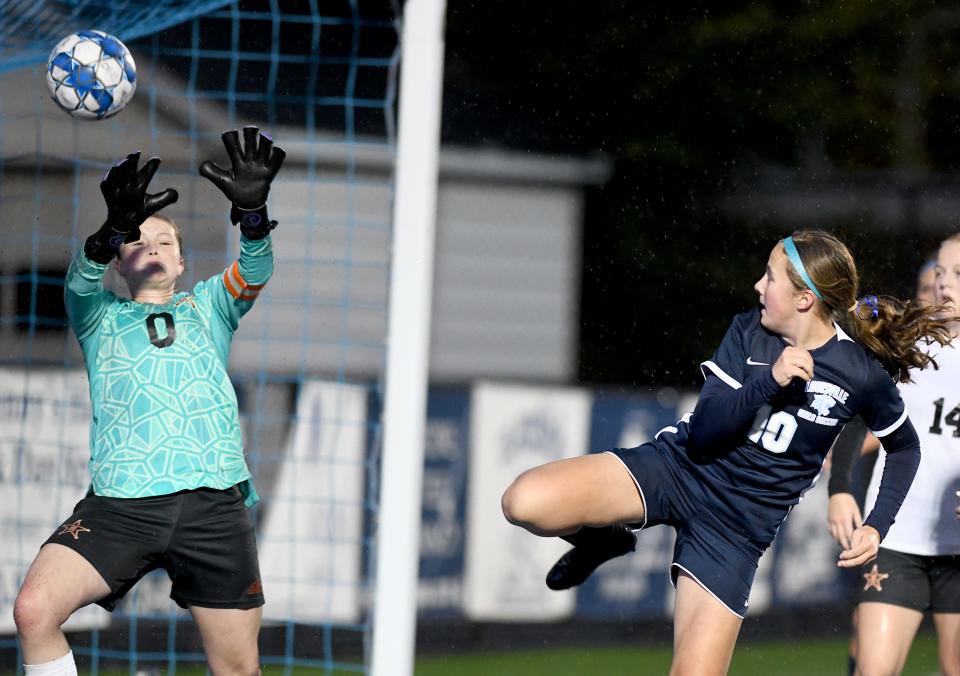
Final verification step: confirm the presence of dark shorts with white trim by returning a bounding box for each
[856,547,960,613]
[44,485,264,611]
[608,443,773,618]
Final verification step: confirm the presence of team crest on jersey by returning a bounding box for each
[810,394,836,417]
[797,380,849,427]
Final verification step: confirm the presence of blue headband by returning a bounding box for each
[782,236,823,300]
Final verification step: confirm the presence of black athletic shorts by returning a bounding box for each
[857,547,960,613]
[44,485,264,611]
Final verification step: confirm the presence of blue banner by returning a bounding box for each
[575,389,685,619]
[417,386,471,618]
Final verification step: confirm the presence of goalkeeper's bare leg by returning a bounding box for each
[501,453,644,587]
[191,606,263,675]
[14,544,111,669]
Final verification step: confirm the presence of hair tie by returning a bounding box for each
[782,236,823,300]
[854,295,879,320]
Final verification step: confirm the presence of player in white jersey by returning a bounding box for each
[828,233,960,676]
[13,127,284,676]
[827,254,939,676]
[916,258,938,308]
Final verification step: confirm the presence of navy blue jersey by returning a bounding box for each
[654,309,908,545]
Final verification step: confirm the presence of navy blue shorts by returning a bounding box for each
[44,486,264,611]
[609,444,769,618]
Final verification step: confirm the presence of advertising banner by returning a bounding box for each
[0,369,109,632]
[259,380,368,623]
[576,389,686,619]
[462,382,591,621]
[418,386,471,618]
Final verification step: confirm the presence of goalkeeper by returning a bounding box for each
[13,127,284,676]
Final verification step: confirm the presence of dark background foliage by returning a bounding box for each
[443,2,960,387]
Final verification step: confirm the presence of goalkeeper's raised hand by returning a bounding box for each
[85,152,179,263]
[199,126,286,240]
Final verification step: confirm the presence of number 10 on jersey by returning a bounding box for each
[748,405,798,454]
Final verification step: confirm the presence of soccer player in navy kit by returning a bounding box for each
[502,230,952,675]
[828,233,960,676]
[13,127,284,676]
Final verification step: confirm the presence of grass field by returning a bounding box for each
[79,632,940,674]
[414,633,939,675]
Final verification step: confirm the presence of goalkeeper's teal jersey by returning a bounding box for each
[65,235,273,507]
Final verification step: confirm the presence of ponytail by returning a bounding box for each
[784,230,952,383]
[842,295,951,383]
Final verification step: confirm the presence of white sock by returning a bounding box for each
[24,650,78,676]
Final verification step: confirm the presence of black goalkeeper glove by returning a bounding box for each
[198,126,286,240]
[84,152,179,264]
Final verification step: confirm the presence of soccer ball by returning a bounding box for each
[45,30,137,120]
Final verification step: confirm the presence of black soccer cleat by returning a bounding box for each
[545,524,637,591]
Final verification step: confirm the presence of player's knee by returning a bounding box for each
[501,477,525,525]
[854,659,899,676]
[214,653,260,676]
[237,659,260,676]
[13,586,60,636]
[501,473,545,528]
[501,481,524,526]
[670,654,728,676]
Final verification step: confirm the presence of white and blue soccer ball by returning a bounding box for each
[46,30,137,120]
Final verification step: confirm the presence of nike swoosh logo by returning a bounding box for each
[746,357,770,366]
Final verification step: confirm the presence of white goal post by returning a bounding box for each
[371,1,447,675]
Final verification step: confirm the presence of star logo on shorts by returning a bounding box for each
[862,564,889,592]
[58,519,91,540]
[245,579,262,596]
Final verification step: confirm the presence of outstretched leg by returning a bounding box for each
[502,452,644,588]
[501,452,645,535]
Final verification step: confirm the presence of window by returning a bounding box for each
[15,267,67,332]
